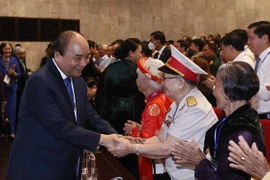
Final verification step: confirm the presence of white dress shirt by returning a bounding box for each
[251,47,270,114]
[233,51,255,69]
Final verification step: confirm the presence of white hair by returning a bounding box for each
[13,46,26,54]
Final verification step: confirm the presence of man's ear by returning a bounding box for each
[178,77,185,89]
[54,51,61,62]
[262,34,269,44]
[128,50,134,58]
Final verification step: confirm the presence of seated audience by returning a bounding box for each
[171,62,265,180]
[202,42,221,76]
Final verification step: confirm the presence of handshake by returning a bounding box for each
[99,134,145,158]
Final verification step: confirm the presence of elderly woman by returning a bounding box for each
[123,57,172,180]
[171,62,265,179]
[110,46,217,179]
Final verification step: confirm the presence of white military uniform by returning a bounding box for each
[162,88,217,180]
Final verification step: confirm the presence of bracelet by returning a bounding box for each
[136,144,139,156]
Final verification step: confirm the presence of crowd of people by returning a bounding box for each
[1,20,270,180]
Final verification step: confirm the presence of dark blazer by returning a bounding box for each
[16,58,29,95]
[6,59,117,180]
[158,46,171,63]
[81,56,101,79]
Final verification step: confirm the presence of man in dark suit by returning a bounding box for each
[6,31,118,180]
[13,46,30,130]
[148,31,171,63]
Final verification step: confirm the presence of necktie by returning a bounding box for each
[64,77,74,106]
[254,57,261,72]
[153,52,159,59]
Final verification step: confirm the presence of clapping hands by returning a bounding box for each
[171,139,205,166]
[228,135,270,180]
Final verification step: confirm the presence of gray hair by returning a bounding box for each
[13,46,26,54]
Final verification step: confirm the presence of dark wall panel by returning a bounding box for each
[0,17,80,41]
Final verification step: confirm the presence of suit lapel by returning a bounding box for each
[47,59,77,124]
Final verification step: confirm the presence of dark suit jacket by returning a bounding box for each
[16,58,29,95]
[81,56,101,79]
[6,59,117,180]
[158,46,171,63]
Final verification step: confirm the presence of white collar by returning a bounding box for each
[158,46,166,55]
[52,58,67,80]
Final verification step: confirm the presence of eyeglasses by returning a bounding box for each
[162,76,180,80]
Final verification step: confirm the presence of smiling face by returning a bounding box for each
[161,73,182,99]
[2,44,12,58]
[54,33,90,77]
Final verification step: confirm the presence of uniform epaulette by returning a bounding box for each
[186,96,198,107]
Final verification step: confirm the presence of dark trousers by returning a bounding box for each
[153,172,171,180]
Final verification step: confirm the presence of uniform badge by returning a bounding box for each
[164,114,172,127]
[148,104,160,116]
[164,119,172,127]
[186,96,197,107]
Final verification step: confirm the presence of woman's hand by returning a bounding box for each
[228,135,270,180]
[171,139,205,165]
[123,120,141,136]
[202,75,216,90]
[8,64,17,77]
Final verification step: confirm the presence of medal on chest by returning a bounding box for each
[164,104,185,127]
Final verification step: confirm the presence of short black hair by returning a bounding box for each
[218,62,259,101]
[87,40,98,49]
[141,42,152,57]
[85,77,97,88]
[221,34,244,51]
[167,40,174,45]
[177,40,188,51]
[191,39,205,51]
[248,21,270,29]
[230,29,248,44]
[254,24,270,42]
[150,31,166,45]
[114,38,141,59]
[111,39,124,46]
[204,42,216,53]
